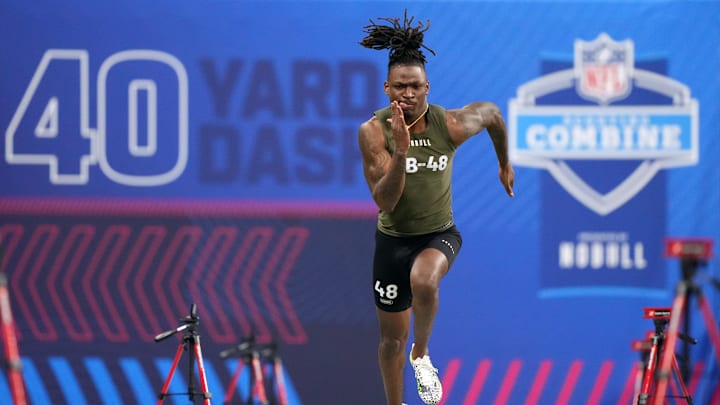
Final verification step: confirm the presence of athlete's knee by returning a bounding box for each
[410,251,448,298]
[410,272,440,303]
[378,334,408,359]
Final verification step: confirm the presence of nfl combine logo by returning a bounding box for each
[509,33,700,297]
[509,32,698,216]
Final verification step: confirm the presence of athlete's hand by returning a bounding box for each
[499,161,515,197]
[387,101,410,155]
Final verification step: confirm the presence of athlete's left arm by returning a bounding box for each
[447,101,515,197]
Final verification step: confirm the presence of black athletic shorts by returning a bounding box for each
[372,225,462,312]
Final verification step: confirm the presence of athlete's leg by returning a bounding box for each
[376,307,411,405]
[372,229,414,404]
[409,248,449,360]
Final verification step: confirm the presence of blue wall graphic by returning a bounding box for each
[1,1,719,404]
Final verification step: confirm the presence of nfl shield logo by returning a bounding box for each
[509,32,698,216]
[574,33,633,104]
[508,32,699,298]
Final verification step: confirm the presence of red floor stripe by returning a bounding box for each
[687,361,704,395]
[586,361,614,405]
[555,360,583,405]
[463,359,492,405]
[493,359,522,405]
[437,358,462,405]
[617,362,642,405]
[524,360,553,405]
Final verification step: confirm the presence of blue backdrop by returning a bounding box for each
[1,1,719,404]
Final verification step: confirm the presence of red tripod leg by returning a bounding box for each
[632,361,644,404]
[711,383,720,405]
[223,358,245,404]
[670,356,692,404]
[193,340,212,405]
[0,274,27,405]
[251,352,269,405]
[652,286,687,405]
[638,336,660,405]
[157,343,185,405]
[696,294,720,365]
[274,358,289,405]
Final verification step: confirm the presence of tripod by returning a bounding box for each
[651,279,720,405]
[636,308,694,405]
[220,334,268,405]
[647,238,720,405]
[155,303,212,405]
[221,337,289,405]
[260,343,290,405]
[0,247,28,405]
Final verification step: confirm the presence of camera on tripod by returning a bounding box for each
[154,303,212,405]
[633,237,719,405]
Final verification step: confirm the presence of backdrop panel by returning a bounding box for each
[1,1,719,404]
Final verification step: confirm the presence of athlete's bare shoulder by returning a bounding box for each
[358,115,384,144]
[444,102,504,146]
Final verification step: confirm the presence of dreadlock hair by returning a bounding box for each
[359,9,436,72]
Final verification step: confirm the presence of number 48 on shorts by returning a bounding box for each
[374,280,398,305]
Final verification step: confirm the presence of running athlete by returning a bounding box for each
[357,10,515,405]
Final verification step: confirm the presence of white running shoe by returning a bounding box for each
[409,343,442,405]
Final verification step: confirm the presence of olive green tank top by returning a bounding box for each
[375,104,457,236]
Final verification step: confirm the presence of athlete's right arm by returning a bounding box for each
[358,117,407,213]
